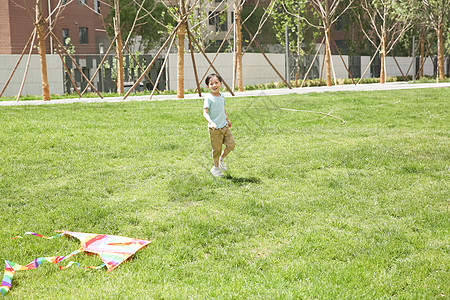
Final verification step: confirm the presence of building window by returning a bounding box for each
[334,40,348,55]
[79,27,89,44]
[335,15,348,31]
[208,11,227,32]
[94,0,99,12]
[62,28,69,45]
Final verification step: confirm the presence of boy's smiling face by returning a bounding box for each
[207,76,222,95]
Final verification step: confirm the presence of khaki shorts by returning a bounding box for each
[208,126,236,158]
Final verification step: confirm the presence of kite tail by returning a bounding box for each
[0,246,81,296]
[0,261,15,296]
[2,232,65,295]
[12,231,64,240]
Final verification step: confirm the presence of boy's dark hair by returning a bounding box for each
[205,74,223,86]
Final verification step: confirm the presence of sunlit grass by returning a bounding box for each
[0,88,449,298]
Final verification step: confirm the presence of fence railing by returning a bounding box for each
[62,54,166,94]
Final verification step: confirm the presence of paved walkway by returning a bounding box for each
[1,81,449,106]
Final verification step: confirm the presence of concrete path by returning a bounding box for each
[1,81,449,106]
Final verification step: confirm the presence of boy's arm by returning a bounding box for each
[225,109,232,127]
[203,108,217,129]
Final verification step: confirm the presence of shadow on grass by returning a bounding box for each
[223,174,262,185]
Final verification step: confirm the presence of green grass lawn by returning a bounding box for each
[0,88,449,299]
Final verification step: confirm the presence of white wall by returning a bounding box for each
[0,53,447,98]
[166,53,285,91]
[385,56,408,77]
[0,55,64,97]
[316,55,440,80]
[360,56,373,78]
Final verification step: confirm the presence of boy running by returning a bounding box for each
[203,74,236,177]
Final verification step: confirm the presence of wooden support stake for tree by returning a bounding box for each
[357,44,381,84]
[123,20,185,100]
[186,28,235,96]
[17,29,38,102]
[243,24,291,89]
[242,30,258,56]
[124,45,160,94]
[196,25,233,92]
[320,51,326,84]
[409,46,430,79]
[391,53,407,81]
[80,32,120,95]
[149,35,176,100]
[0,29,36,98]
[415,56,430,80]
[55,45,82,98]
[186,24,202,97]
[331,38,356,85]
[405,58,414,78]
[300,38,324,88]
[46,27,103,98]
[419,32,425,78]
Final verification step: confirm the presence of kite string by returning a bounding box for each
[279,107,346,125]
[157,135,210,181]
[60,261,106,270]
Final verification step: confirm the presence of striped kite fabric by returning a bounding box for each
[0,231,151,296]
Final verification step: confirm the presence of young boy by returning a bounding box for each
[203,74,236,177]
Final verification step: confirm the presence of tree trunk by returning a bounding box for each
[380,36,386,83]
[116,33,125,94]
[36,1,50,101]
[324,27,332,86]
[436,26,445,80]
[235,8,244,92]
[296,22,300,86]
[419,28,425,78]
[114,0,124,94]
[177,21,186,99]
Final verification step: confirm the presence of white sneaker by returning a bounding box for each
[210,166,223,177]
[219,157,227,171]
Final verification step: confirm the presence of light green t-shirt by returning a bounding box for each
[203,93,227,129]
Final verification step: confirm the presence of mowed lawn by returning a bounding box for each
[0,88,448,299]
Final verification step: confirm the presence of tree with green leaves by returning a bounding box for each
[271,0,319,83]
[355,0,414,83]
[106,0,172,52]
[421,0,449,79]
[242,2,277,47]
[104,0,171,94]
[188,0,229,52]
[295,0,353,86]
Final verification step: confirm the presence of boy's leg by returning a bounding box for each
[209,128,224,168]
[221,127,236,159]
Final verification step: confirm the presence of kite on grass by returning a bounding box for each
[0,231,151,296]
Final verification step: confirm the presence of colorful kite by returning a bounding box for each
[0,231,151,296]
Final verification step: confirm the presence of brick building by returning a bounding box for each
[0,0,108,55]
